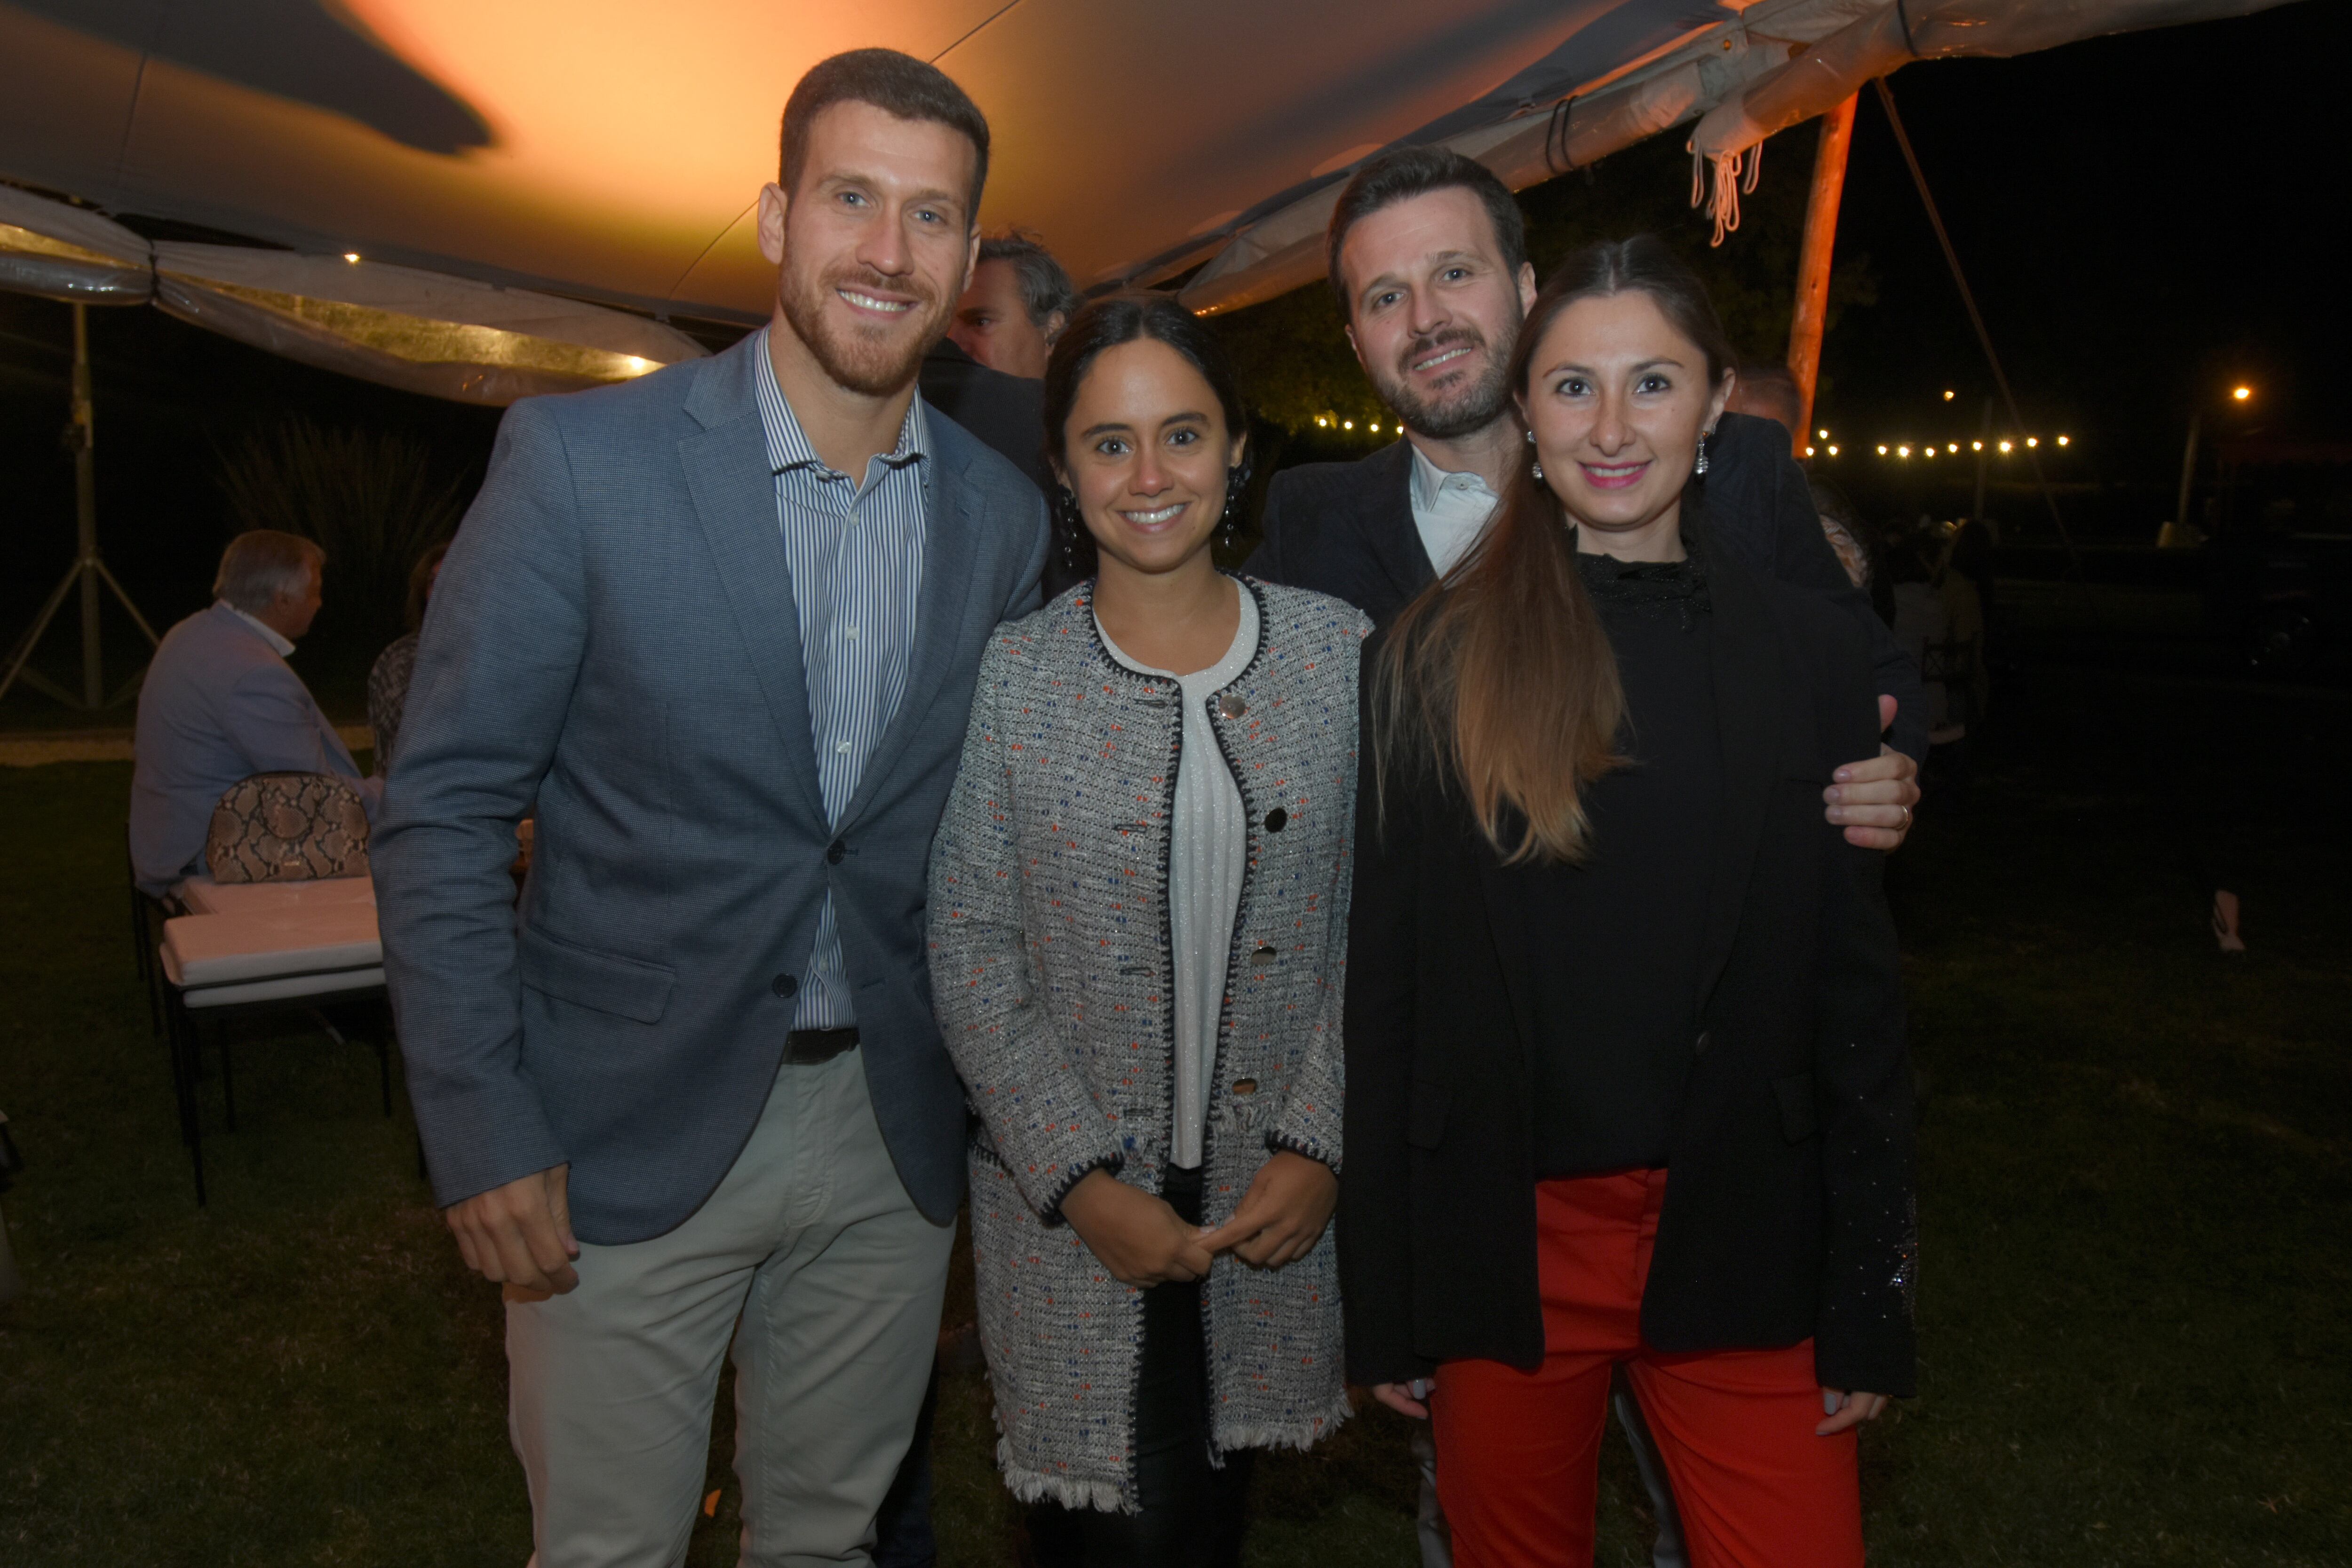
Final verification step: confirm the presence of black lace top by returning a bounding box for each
[1523,542,1722,1177]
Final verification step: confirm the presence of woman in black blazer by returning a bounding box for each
[1339,238,1915,1568]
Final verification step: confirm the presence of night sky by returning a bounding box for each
[1812,0,2343,523]
[0,0,2340,634]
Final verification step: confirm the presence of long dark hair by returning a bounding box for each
[1375,236,1733,865]
[1040,292,1252,579]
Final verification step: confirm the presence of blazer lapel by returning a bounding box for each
[1693,537,1783,1015]
[1358,440,1437,608]
[835,440,987,834]
[680,342,827,823]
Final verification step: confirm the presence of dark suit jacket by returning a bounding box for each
[920,339,1088,601]
[1338,531,1917,1400]
[1246,412,1927,760]
[375,334,1049,1242]
[920,339,1047,489]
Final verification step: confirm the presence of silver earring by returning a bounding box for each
[1695,427,1713,477]
[1526,428,1544,483]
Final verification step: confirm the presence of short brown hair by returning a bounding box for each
[779,49,990,221]
[214,530,323,615]
[1326,146,1527,319]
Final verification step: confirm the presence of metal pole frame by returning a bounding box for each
[0,302,160,711]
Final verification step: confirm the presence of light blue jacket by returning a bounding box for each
[373,334,1049,1243]
[129,603,381,895]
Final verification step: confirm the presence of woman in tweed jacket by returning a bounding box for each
[928,295,1366,1564]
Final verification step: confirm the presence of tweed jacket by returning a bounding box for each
[928,576,1368,1510]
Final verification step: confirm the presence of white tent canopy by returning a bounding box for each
[0,0,2295,401]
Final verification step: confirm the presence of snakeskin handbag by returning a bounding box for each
[204,772,371,884]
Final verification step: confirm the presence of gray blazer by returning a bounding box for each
[374,334,1049,1243]
[129,603,381,895]
[928,579,1366,1507]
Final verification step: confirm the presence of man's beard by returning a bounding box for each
[1373,320,1517,442]
[779,262,945,397]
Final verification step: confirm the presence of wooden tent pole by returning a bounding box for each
[1785,93,1859,442]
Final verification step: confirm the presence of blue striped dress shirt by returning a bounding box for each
[753,329,930,1031]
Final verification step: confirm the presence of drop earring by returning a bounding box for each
[1527,427,1545,483]
[1694,427,1713,477]
[1055,485,1081,571]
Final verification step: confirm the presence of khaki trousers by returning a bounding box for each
[508,1049,954,1568]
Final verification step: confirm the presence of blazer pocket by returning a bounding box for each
[1774,1071,1820,1142]
[1406,1080,1451,1150]
[517,925,675,1024]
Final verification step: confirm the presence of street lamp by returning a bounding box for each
[2177,383,2254,537]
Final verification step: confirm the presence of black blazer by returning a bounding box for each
[1246,412,1928,761]
[1337,531,1918,1399]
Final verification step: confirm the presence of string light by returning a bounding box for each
[1942,390,1955,401]
[1876,445,1888,455]
[1998,440,2012,453]
[2057,434,2070,446]
[2026,437,2039,448]
[1804,445,1816,457]
[1817,429,1829,440]
[2232,385,2252,401]
[1972,440,1983,451]
[1342,420,1353,430]
[343,252,361,263]
[1897,445,1910,458]
[1826,445,1839,456]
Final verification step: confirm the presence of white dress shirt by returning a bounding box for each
[220,600,295,657]
[1407,443,1502,578]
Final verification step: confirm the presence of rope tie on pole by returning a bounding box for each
[1691,141,1763,247]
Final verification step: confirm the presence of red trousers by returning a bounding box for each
[1431,1170,1864,1568]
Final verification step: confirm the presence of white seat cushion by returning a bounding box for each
[175,873,375,918]
[161,902,381,991]
[175,966,386,1009]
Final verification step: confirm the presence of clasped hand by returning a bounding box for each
[1060,1151,1338,1290]
[445,1163,580,1296]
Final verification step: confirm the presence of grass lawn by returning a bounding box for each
[2,662,2347,1565]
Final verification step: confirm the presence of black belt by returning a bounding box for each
[785,1026,859,1065]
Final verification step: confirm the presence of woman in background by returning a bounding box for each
[928,294,1365,1567]
[1341,238,1915,1568]
[366,541,447,772]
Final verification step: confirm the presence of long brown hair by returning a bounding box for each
[1373,236,1735,865]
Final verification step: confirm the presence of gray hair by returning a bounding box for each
[978,232,1076,335]
[214,530,324,614]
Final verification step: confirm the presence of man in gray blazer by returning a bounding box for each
[129,530,380,895]
[373,49,1046,1567]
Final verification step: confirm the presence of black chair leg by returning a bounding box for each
[217,1023,236,1135]
[168,1000,207,1206]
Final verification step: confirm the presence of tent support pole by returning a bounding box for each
[1872,77,2086,579]
[0,303,158,711]
[1786,93,1858,442]
[74,302,103,708]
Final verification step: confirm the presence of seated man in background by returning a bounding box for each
[129,529,381,895]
